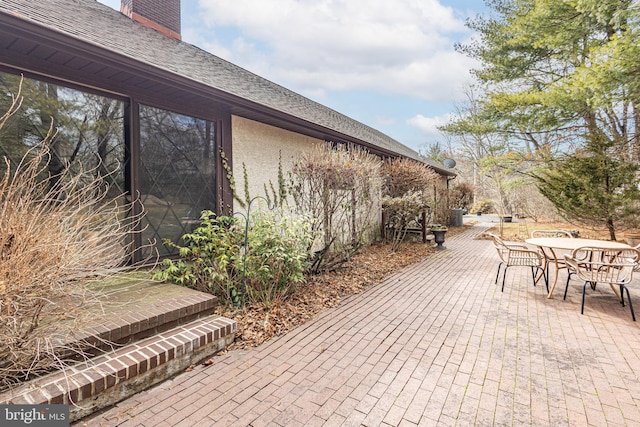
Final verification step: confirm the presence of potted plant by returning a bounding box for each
[430,224,448,250]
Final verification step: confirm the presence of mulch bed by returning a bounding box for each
[216,225,469,350]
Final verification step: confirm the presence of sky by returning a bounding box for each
[97,0,487,153]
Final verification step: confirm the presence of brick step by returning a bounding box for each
[55,284,219,361]
[0,315,237,422]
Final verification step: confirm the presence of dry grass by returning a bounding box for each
[0,89,143,389]
[481,219,630,242]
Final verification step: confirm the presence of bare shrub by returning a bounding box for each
[382,191,430,251]
[512,182,562,222]
[291,143,382,272]
[382,157,438,198]
[0,90,142,389]
[450,181,474,209]
[381,158,439,250]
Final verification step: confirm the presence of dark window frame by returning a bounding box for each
[0,66,229,263]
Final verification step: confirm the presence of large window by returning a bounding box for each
[0,71,220,261]
[138,105,217,257]
[0,72,126,198]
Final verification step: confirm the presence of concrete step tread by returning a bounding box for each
[56,286,218,358]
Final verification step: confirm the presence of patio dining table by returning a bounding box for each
[524,237,632,298]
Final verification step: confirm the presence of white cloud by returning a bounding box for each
[196,0,476,102]
[407,113,453,136]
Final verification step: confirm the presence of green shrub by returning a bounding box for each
[154,211,243,304]
[154,209,313,306]
[243,212,314,305]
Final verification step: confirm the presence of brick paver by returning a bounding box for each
[78,224,640,426]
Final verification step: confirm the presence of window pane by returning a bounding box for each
[0,72,126,198]
[138,105,216,257]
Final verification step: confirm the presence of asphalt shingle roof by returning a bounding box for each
[0,0,453,173]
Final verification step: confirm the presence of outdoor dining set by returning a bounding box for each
[488,230,640,321]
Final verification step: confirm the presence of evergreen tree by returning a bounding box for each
[537,135,640,240]
[445,0,640,237]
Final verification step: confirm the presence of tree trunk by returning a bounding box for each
[607,217,616,241]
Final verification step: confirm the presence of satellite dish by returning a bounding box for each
[442,158,456,168]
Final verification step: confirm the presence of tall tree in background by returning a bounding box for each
[447,0,640,238]
[441,86,528,210]
[419,141,450,164]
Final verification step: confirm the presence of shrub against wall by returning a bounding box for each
[449,181,474,209]
[242,210,314,305]
[291,143,382,272]
[382,191,430,251]
[381,158,439,250]
[157,212,243,303]
[382,157,438,198]
[156,209,314,306]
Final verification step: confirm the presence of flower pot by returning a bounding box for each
[431,229,447,250]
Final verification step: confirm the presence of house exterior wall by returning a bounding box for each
[231,116,320,210]
[230,116,454,242]
[0,1,455,264]
[231,115,385,245]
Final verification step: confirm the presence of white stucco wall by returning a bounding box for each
[229,116,451,243]
[231,116,320,212]
[230,116,385,245]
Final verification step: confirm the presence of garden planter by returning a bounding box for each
[432,229,447,250]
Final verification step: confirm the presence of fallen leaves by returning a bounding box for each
[215,239,446,350]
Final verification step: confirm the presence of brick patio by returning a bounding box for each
[78,223,640,426]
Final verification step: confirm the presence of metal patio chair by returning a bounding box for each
[531,229,574,280]
[487,233,547,292]
[564,246,640,320]
[632,243,640,273]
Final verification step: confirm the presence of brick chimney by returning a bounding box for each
[121,0,181,41]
